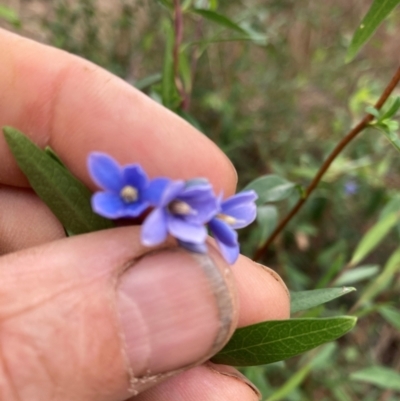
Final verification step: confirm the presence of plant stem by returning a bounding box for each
[254,65,400,262]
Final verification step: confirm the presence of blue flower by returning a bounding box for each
[88,152,150,218]
[209,190,258,264]
[141,178,218,247]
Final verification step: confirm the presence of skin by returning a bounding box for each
[0,28,290,401]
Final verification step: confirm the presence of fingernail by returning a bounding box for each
[257,263,290,299]
[206,362,262,400]
[116,248,237,377]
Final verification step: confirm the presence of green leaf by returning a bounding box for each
[351,366,400,391]
[256,205,278,245]
[290,287,356,314]
[135,73,162,90]
[191,8,248,35]
[335,265,380,286]
[380,96,400,120]
[3,127,114,235]
[379,306,400,330]
[161,21,180,109]
[349,212,399,266]
[346,0,400,62]
[0,5,20,26]
[211,316,356,366]
[378,127,400,153]
[266,343,337,401]
[355,247,400,308]
[243,175,297,206]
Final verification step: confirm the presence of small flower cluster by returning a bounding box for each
[88,152,258,264]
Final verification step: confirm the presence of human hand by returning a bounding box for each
[0,28,290,401]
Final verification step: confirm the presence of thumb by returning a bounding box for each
[0,227,237,401]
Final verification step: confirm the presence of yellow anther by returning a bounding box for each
[169,200,192,215]
[120,185,138,203]
[217,213,237,225]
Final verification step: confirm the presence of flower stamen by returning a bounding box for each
[120,185,138,203]
[217,213,237,225]
[169,200,193,215]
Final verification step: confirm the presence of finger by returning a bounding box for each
[134,362,261,401]
[0,186,65,254]
[0,227,238,400]
[0,29,237,195]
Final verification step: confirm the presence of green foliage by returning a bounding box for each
[351,366,400,391]
[212,317,356,366]
[3,127,113,235]
[347,0,400,62]
[5,0,400,398]
[290,287,356,314]
[0,5,20,27]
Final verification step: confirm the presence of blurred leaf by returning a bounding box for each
[290,287,356,314]
[135,73,162,90]
[243,175,297,205]
[3,127,114,235]
[355,247,400,308]
[335,265,380,286]
[267,343,337,401]
[380,96,400,120]
[379,306,400,330]
[351,366,400,391]
[0,5,20,26]
[156,0,173,9]
[257,205,278,245]
[349,212,399,266]
[161,21,180,109]
[211,317,356,366]
[191,8,247,34]
[346,0,400,62]
[378,127,400,153]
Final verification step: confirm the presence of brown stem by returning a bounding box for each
[173,0,189,110]
[253,65,400,262]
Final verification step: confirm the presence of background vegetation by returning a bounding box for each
[1,0,400,399]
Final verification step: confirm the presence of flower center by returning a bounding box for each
[120,185,138,203]
[169,200,193,215]
[217,213,237,225]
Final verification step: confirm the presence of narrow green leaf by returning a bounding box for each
[380,97,400,120]
[378,127,400,153]
[290,287,356,314]
[267,343,337,401]
[379,306,400,330]
[351,366,400,391]
[191,8,248,35]
[350,212,399,266]
[161,21,180,109]
[3,127,114,235]
[355,247,400,308]
[346,0,400,62]
[335,265,380,286]
[243,175,297,205]
[135,73,162,90]
[0,5,20,26]
[211,316,356,366]
[257,205,278,245]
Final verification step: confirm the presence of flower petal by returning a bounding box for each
[179,185,218,224]
[221,190,258,211]
[161,180,186,205]
[141,208,168,246]
[91,192,125,218]
[124,201,149,217]
[215,239,240,265]
[167,216,207,244]
[178,240,208,254]
[225,203,257,229]
[88,152,123,191]
[123,164,148,191]
[144,177,172,206]
[209,218,238,246]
